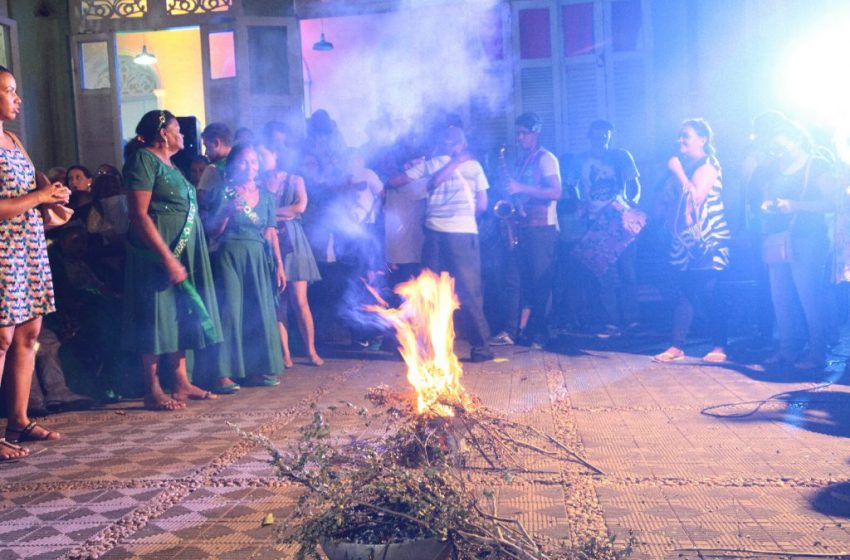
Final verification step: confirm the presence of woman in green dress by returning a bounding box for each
[122,110,223,411]
[206,143,286,392]
[257,144,323,367]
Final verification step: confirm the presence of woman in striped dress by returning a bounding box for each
[654,119,731,363]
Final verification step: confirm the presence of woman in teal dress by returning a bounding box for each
[122,110,223,411]
[207,143,286,392]
[257,144,323,367]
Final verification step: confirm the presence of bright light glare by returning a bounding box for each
[780,18,850,128]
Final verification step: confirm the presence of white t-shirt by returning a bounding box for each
[406,156,489,234]
[384,177,427,264]
[349,167,383,225]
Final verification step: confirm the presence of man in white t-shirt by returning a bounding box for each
[390,126,493,362]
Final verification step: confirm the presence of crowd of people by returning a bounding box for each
[2,58,848,461]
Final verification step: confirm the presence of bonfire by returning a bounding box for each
[366,270,474,418]
[234,270,631,559]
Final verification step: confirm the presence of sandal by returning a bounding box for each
[653,349,684,363]
[212,382,241,395]
[247,376,281,387]
[0,438,30,462]
[763,352,791,366]
[702,350,727,363]
[5,421,60,443]
[793,359,824,371]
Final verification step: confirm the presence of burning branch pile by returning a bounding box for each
[235,271,631,559]
[365,269,474,417]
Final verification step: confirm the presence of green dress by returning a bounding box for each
[210,186,284,380]
[122,149,223,355]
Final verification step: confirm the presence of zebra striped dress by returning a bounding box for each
[670,155,730,271]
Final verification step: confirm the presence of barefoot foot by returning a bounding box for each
[308,354,324,367]
[144,393,187,411]
[172,384,218,401]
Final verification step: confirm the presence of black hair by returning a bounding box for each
[515,112,543,133]
[681,118,716,156]
[772,119,814,154]
[589,119,614,133]
[263,120,290,140]
[201,122,233,147]
[234,127,254,143]
[91,173,122,199]
[225,142,257,179]
[124,110,177,161]
[66,164,93,181]
[0,65,11,75]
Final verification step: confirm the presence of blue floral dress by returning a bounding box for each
[0,144,55,326]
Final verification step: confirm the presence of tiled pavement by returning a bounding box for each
[1,338,849,559]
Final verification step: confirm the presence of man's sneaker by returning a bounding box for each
[595,325,622,339]
[489,331,514,346]
[470,349,495,363]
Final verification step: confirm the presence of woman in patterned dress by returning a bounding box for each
[122,110,223,411]
[206,143,286,392]
[0,66,70,460]
[257,144,323,367]
[654,119,731,363]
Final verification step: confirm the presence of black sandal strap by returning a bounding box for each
[18,420,38,440]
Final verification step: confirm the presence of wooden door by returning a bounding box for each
[69,33,123,169]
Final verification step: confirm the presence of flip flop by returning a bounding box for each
[5,421,60,443]
[702,351,727,363]
[653,350,684,363]
[0,439,30,462]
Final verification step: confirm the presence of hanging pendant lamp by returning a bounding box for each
[312,20,334,51]
[134,33,157,65]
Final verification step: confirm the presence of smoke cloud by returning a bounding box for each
[301,0,508,146]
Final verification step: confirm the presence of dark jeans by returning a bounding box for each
[671,269,728,349]
[767,235,829,361]
[422,229,491,353]
[597,242,639,328]
[517,225,557,340]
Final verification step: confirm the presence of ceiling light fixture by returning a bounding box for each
[312,20,334,51]
[134,33,157,65]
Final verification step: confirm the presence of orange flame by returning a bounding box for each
[367,270,471,417]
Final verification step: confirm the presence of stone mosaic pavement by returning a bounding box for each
[1,337,849,559]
